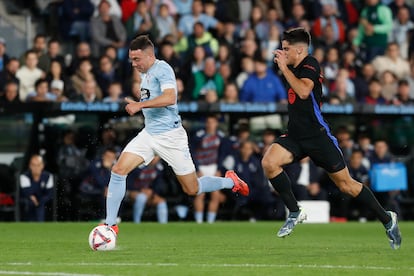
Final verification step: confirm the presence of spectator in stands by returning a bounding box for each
[177,0,221,38]
[340,48,359,80]
[392,79,414,105]
[218,62,234,85]
[103,81,124,102]
[26,78,56,102]
[180,45,206,84]
[407,62,414,99]
[254,127,276,156]
[20,154,54,222]
[239,5,263,39]
[240,56,286,103]
[76,79,101,102]
[127,156,168,223]
[0,81,20,104]
[79,147,117,220]
[175,21,219,59]
[91,0,122,18]
[155,3,178,43]
[174,0,194,18]
[390,6,414,59]
[363,78,387,105]
[379,70,399,102]
[220,82,239,104]
[220,140,274,221]
[254,7,284,43]
[125,0,159,43]
[120,0,138,23]
[329,73,357,105]
[0,58,20,92]
[157,40,181,77]
[218,21,240,52]
[45,60,74,100]
[95,126,122,159]
[95,55,122,97]
[22,34,47,62]
[323,47,341,91]
[50,80,68,102]
[335,126,354,162]
[103,45,128,82]
[236,39,261,71]
[60,0,95,42]
[0,37,10,72]
[56,129,89,220]
[388,0,414,21]
[355,132,375,168]
[235,56,254,89]
[38,39,65,73]
[285,157,327,201]
[68,42,95,76]
[190,115,228,223]
[16,50,44,102]
[347,148,371,220]
[352,0,393,62]
[284,2,306,29]
[372,42,410,80]
[369,139,401,215]
[70,58,102,99]
[190,57,224,101]
[312,2,346,45]
[90,0,127,59]
[353,63,376,103]
[261,24,281,67]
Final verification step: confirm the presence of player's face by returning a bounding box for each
[281,41,305,65]
[129,48,152,73]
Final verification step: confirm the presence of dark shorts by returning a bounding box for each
[276,132,346,173]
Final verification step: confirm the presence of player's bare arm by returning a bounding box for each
[124,88,177,115]
[273,49,314,99]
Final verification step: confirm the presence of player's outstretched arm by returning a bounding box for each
[124,89,177,115]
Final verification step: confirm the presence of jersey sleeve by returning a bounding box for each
[297,57,320,83]
[157,61,177,91]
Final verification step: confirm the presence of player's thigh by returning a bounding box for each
[305,134,346,173]
[123,129,156,167]
[262,138,296,169]
[154,127,196,175]
[113,151,145,175]
[176,172,199,195]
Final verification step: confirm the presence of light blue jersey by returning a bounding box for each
[140,59,181,134]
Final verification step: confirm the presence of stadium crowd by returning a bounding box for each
[0,0,413,222]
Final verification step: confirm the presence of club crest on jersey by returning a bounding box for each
[140,88,150,101]
[288,88,296,104]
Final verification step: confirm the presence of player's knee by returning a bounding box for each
[183,185,198,196]
[261,157,280,175]
[111,163,128,175]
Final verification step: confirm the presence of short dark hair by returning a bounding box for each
[282,27,311,46]
[129,35,154,51]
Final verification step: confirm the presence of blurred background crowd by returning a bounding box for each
[0,0,414,224]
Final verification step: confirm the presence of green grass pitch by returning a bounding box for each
[0,222,413,276]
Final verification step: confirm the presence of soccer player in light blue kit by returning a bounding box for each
[102,35,249,234]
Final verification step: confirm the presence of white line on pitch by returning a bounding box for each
[0,271,102,276]
[4,263,414,271]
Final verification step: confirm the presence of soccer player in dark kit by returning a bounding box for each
[261,28,401,249]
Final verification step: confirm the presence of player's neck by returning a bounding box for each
[293,54,308,68]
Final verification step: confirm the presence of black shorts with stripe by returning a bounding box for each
[276,131,346,173]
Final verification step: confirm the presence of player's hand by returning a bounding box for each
[125,97,142,115]
[273,49,288,72]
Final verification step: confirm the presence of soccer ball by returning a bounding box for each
[88,225,117,251]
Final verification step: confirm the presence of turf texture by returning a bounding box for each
[0,222,413,276]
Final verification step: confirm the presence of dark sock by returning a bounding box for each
[269,171,299,213]
[355,185,391,225]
